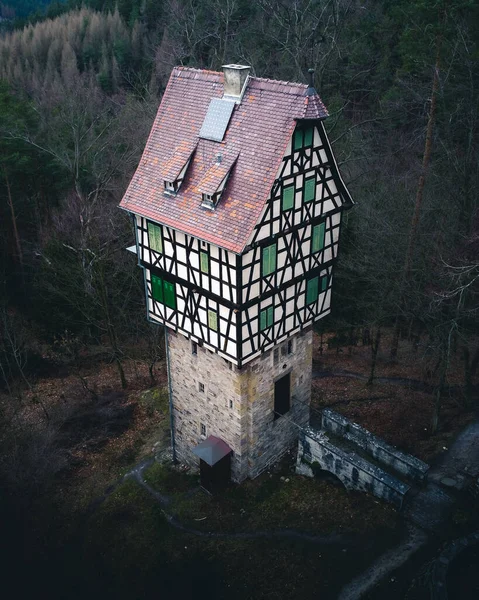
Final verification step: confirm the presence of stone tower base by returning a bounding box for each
[167,328,312,482]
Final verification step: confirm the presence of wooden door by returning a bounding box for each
[274,372,291,419]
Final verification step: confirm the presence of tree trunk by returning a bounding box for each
[462,346,473,408]
[367,328,381,386]
[390,29,443,360]
[431,356,447,434]
[4,167,23,265]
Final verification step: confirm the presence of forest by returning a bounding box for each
[0,1,478,598]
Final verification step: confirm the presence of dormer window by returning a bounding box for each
[164,180,176,195]
[201,193,215,209]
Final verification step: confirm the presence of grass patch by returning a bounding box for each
[143,461,199,495]
[142,460,399,537]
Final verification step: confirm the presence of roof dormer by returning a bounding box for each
[199,153,238,210]
[160,141,196,196]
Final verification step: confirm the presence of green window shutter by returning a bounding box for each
[293,129,303,150]
[321,275,328,292]
[304,178,316,203]
[260,309,267,331]
[148,222,162,253]
[270,244,277,273]
[267,306,274,327]
[282,185,294,211]
[262,243,276,276]
[208,309,218,331]
[164,280,176,309]
[151,274,164,303]
[200,251,209,273]
[260,306,274,331]
[306,276,319,305]
[304,127,313,147]
[312,222,325,253]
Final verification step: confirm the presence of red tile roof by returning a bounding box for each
[119,67,329,253]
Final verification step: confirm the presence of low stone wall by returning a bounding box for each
[297,428,410,509]
[322,409,429,483]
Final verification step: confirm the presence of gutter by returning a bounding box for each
[164,327,176,463]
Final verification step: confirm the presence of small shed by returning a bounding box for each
[193,435,232,493]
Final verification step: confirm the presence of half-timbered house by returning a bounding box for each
[120,64,353,484]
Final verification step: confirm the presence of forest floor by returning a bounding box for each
[311,329,477,463]
[1,330,477,599]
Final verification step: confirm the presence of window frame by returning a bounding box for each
[147,222,163,254]
[312,222,326,253]
[260,306,274,331]
[200,251,209,274]
[208,309,218,331]
[293,126,314,150]
[150,273,176,309]
[281,184,295,211]
[262,243,277,277]
[304,176,316,203]
[306,276,319,305]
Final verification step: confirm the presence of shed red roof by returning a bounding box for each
[119,67,329,253]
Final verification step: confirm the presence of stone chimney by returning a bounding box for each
[222,64,250,101]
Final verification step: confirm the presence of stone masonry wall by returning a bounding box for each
[168,330,244,478]
[322,409,429,482]
[168,327,313,482]
[241,328,312,479]
[297,428,410,509]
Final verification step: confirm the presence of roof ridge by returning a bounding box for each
[252,75,307,89]
[175,66,222,76]
[174,66,309,90]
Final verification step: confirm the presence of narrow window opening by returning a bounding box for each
[200,423,206,436]
[281,343,288,357]
[274,373,291,419]
[288,339,294,354]
[229,399,233,409]
[192,342,198,355]
[199,382,205,393]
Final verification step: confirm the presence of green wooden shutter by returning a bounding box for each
[306,276,319,304]
[304,178,316,203]
[151,274,163,303]
[260,309,267,331]
[282,185,294,211]
[148,222,162,253]
[312,222,325,252]
[293,129,303,150]
[270,244,276,274]
[208,309,218,331]
[267,306,274,327]
[200,251,209,273]
[262,244,276,276]
[163,280,176,309]
[304,127,313,147]
[321,275,328,292]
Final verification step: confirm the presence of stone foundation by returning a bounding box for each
[167,328,312,481]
